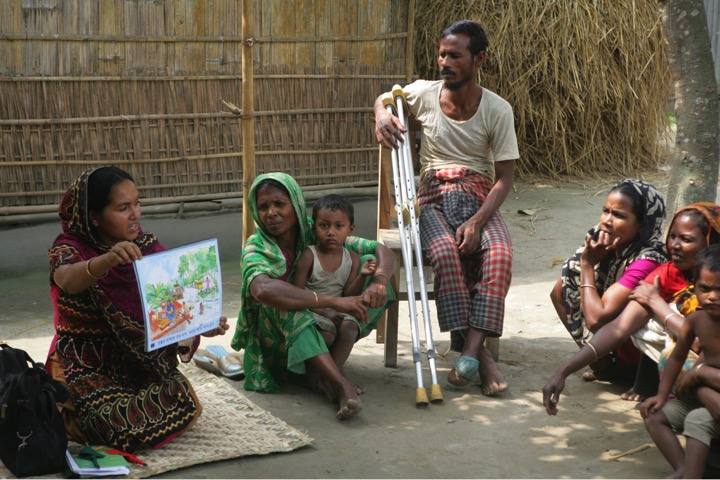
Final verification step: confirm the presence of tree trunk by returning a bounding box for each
[662,0,719,212]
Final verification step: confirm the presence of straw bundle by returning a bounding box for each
[414,0,671,179]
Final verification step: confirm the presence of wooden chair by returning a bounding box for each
[374,143,499,367]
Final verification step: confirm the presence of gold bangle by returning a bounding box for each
[85,257,108,281]
[580,284,597,290]
[695,362,705,380]
[312,291,318,309]
[586,341,599,362]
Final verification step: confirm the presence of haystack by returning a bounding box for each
[414,0,671,179]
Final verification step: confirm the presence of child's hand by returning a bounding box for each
[639,395,665,418]
[677,361,704,395]
[361,259,377,276]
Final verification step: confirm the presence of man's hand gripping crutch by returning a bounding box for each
[381,86,443,406]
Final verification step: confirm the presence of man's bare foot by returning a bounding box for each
[478,346,508,396]
[336,398,363,420]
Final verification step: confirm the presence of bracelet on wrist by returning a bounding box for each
[586,341,599,362]
[373,272,390,282]
[85,257,108,281]
[663,312,679,329]
[580,284,597,290]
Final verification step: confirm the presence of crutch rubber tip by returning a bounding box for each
[430,384,443,403]
[415,388,429,407]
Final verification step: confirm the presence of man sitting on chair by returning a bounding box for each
[373,19,518,396]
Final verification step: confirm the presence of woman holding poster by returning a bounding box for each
[45,166,229,452]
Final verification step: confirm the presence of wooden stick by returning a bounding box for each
[608,443,652,461]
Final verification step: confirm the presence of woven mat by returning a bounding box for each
[0,363,313,479]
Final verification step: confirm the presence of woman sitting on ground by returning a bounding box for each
[549,179,667,401]
[230,172,395,420]
[543,202,720,415]
[45,166,229,452]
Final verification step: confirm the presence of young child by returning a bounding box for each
[292,194,376,394]
[640,244,720,478]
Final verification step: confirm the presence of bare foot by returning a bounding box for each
[342,371,367,395]
[620,388,646,402]
[334,379,363,420]
[336,398,363,420]
[447,368,472,387]
[315,377,337,403]
[478,346,508,396]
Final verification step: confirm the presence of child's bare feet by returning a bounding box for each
[478,346,508,396]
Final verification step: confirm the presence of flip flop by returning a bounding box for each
[193,347,244,379]
[448,355,479,387]
[204,345,245,379]
[193,350,222,376]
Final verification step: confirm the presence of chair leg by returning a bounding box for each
[383,300,399,367]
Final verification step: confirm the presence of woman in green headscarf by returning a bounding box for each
[231,173,395,420]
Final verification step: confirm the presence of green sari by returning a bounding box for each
[231,173,394,392]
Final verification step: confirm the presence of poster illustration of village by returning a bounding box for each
[134,238,222,352]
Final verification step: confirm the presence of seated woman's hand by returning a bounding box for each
[334,296,369,323]
[581,231,617,266]
[628,276,662,309]
[362,281,387,309]
[202,316,230,337]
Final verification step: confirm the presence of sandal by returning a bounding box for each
[448,355,479,387]
[193,345,244,379]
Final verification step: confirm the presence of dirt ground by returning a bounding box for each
[1,174,689,479]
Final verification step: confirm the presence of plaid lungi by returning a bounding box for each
[417,167,512,336]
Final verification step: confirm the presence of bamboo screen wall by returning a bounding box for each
[0,0,412,213]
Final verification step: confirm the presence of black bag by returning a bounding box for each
[0,343,70,477]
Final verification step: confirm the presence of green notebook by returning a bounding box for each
[65,445,130,478]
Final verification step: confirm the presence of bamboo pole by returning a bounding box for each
[0,107,373,126]
[0,182,378,217]
[0,74,408,82]
[241,0,256,245]
[0,147,377,168]
[0,32,406,43]
[406,0,416,82]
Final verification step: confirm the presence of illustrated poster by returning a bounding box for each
[134,238,222,352]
